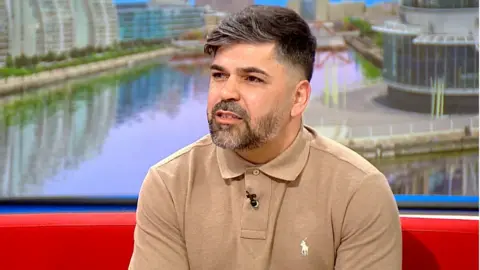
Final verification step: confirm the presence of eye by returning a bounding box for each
[245,76,264,83]
[211,72,227,80]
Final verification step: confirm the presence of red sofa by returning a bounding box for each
[0,212,477,270]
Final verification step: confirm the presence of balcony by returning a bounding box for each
[399,6,477,34]
[413,34,478,46]
[372,20,426,36]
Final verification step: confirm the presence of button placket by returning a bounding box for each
[240,168,270,239]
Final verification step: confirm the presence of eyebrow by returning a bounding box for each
[210,64,271,77]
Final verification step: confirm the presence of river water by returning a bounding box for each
[0,50,477,200]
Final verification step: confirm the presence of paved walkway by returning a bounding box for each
[304,83,478,139]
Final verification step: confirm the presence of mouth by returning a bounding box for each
[214,110,243,125]
[215,110,242,119]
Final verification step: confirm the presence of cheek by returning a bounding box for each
[207,87,219,112]
[243,93,272,118]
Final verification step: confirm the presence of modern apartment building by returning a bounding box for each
[3,0,40,58]
[116,3,204,41]
[0,0,118,66]
[83,0,119,47]
[373,0,479,113]
[0,0,9,66]
[32,0,75,55]
[194,0,253,14]
[288,0,356,22]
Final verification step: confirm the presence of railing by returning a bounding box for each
[318,77,383,94]
[347,116,479,139]
[343,77,383,92]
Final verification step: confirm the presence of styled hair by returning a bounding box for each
[204,5,317,81]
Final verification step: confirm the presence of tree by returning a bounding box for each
[5,54,13,68]
[179,29,205,40]
[45,51,56,62]
[85,45,95,55]
[31,55,39,66]
[70,47,79,58]
[15,54,30,68]
[348,17,374,37]
[355,53,381,80]
[374,34,383,47]
[56,53,68,61]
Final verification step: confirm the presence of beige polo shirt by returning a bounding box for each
[129,126,402,270]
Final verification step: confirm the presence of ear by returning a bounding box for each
[290,80,311,117]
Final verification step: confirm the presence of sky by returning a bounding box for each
[113,0,397,6]
[113,0,288,5]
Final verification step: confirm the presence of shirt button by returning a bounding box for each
[253,169,260,175]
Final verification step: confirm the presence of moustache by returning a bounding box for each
[212,101,248,119]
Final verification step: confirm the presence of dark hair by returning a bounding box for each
[204,5,317,81]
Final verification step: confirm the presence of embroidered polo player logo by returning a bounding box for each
[300,237,309,256]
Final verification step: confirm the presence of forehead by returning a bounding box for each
[212,43,284,72]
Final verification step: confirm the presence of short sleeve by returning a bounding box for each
[129,168,189,270]
[334,173,402,270]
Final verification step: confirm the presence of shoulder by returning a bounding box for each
[308,129,381,178]
[305,127,388,199]
[153,134,215,171]
[145,134,216,190]
[305,128,397,234]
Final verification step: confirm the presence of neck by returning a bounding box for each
[235,120,302,164]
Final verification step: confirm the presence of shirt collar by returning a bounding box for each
[216,125,315,181]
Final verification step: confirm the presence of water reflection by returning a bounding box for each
[0,52,476,199]
[375,153,479,196]
[310,50,381,108]
[0,83,117,197]
[0,64,211,198]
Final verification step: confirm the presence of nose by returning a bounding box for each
[219,77,240,101]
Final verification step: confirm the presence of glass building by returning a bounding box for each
[373,0,479,113]
[300,0,316,21]
[116,4,205,42]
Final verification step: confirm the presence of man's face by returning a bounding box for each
[206,43,293,150]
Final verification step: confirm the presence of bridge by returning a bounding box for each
[309,21,360,51]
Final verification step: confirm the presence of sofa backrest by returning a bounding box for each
[400,214,478,270]
[0,212,477,270]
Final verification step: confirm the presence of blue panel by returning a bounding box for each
[114,0,148,4]
[395,195,479,203]
[0,205,137,214]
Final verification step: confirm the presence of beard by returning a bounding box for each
[207,100,283,150]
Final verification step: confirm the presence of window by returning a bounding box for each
[403,0,479,8]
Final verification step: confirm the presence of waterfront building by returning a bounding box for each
[2,0,40,59]
[0,0,8,66]
[204,11,227,33]
[288,0,362,22]
[81,0,119,48]
[116,2,205,41]
[34,0,76,55]
[373,0,479,113]
[0,0,118,66]
[300,0,316,21]
[194,0,253,14]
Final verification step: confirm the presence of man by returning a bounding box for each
[129,5,402,270]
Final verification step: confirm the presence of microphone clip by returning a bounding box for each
[246,191,259,209]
